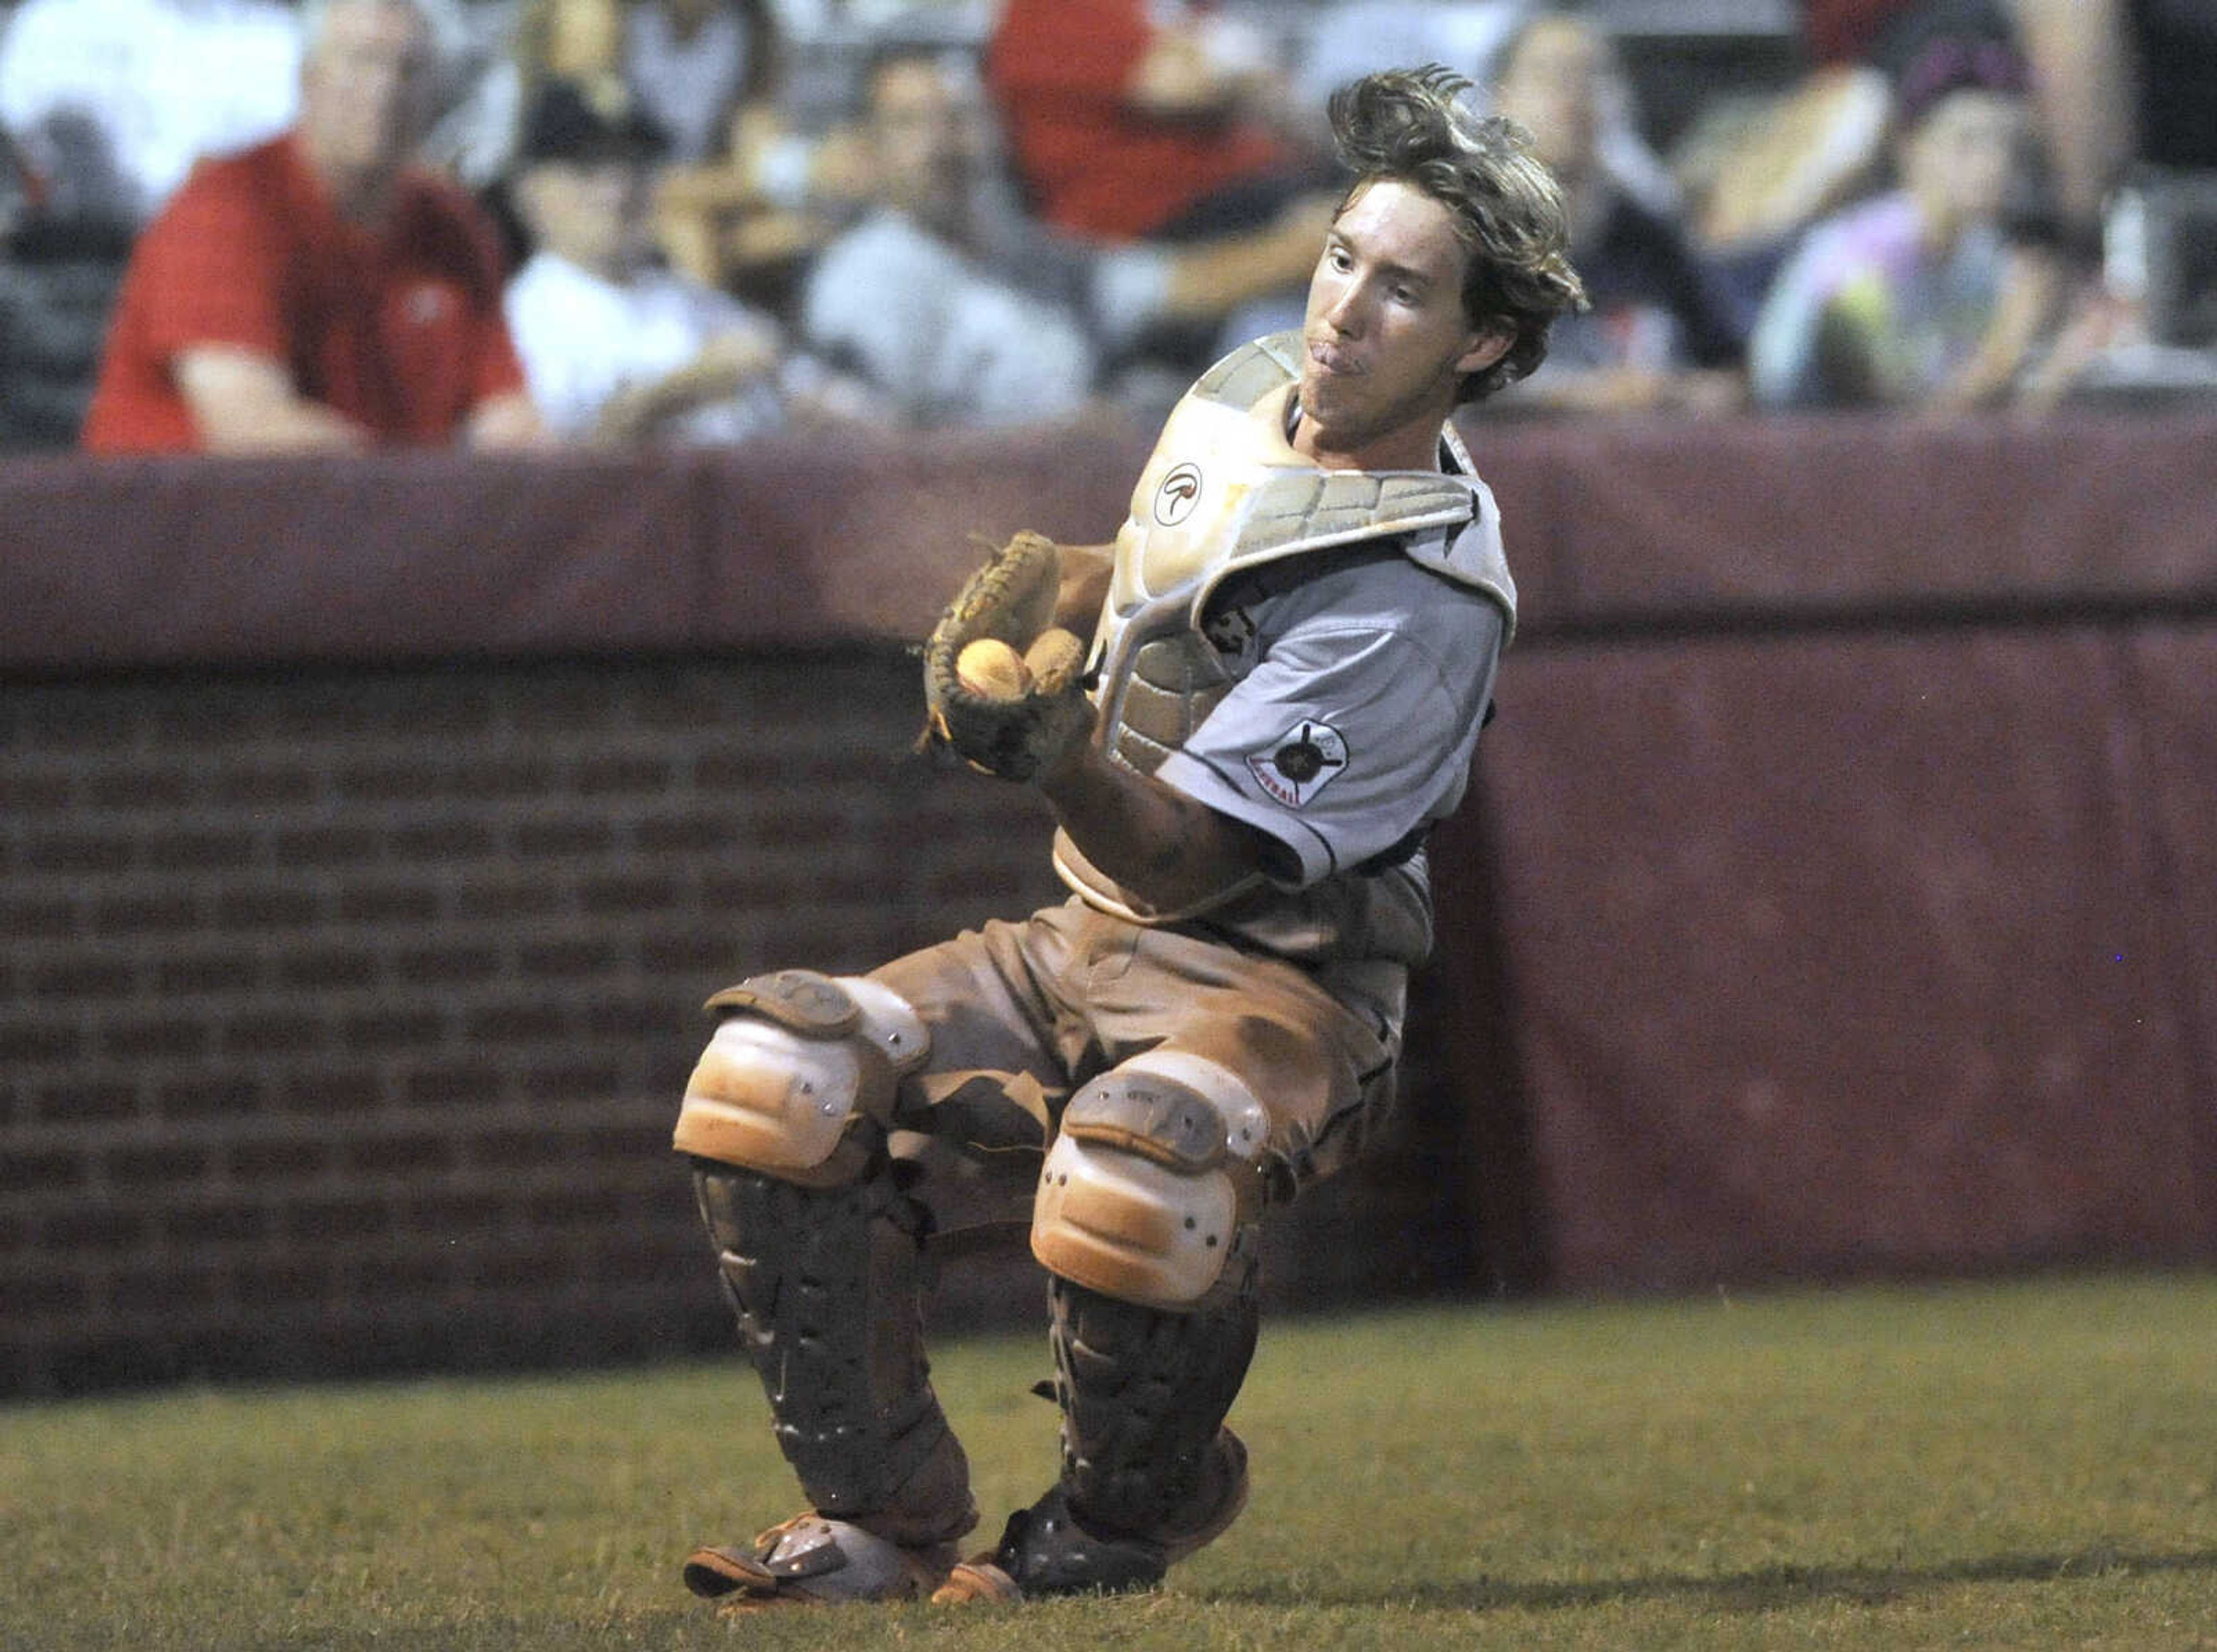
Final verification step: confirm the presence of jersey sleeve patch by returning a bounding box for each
[1245,718,1349,808]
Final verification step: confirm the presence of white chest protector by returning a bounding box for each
[1051,331,1517,962]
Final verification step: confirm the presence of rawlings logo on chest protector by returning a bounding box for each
[1154,463,1203,526]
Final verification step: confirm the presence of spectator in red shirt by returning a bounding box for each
[82,0,546,454]
[984,0,1324,245]
[983,0,1337,372]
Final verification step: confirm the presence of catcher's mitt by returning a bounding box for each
[922,531,1093,782]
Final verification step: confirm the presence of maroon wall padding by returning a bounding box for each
[0,422,1159,673]
[1464,628,2213,1291]
[699,424,1156,645]
[2124,627,2217,1255]
[10,411,2216,670]
[0,452,714,667]
[1500,412,2217,622]
[1425,787,1550,1296]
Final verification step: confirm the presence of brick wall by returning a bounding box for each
[0,648,1480,1397]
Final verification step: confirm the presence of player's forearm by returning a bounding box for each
[594,383,680,443]
[593,361,746,442]
[1126,15,1301,139]
[1125,29,1240,117]
[1037,737,1267,912]
[1934,246,2065,411]
[595,331,781,443]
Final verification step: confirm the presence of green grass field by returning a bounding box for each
[4,1271,2214,1650]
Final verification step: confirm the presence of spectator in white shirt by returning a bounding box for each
[503,78,857,445]
[803,43,1328,428]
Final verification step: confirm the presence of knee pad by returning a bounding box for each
[674,969,928,1186]
[1030,1049,1270,1311]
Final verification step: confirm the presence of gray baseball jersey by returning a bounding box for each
[1157,541,1506,887]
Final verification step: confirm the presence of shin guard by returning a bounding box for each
[691,1161,977,1547]
[968,1265,1259,1597]
[1051,1267,1258,1542]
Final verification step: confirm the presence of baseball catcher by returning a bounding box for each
[672,65,1588,1610]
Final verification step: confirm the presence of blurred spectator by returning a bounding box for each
[0,129,133,449]
[0,0,301,227]
[1680,2,2137,301]
[434,0,632,188]
[1295,1,1529,118]
[800,46,1096,428]
[982,0,1337,374]
[435,0,803,185]
[503,77,855,443]
[1748,34,2057,411]
[1673,57,1890,290]
[983,0,1332,244]
[801,42,1335,428]
[645,0,871,301]
[1484,12,1746,417]
[625,0,779,166]
[81,0,546,453]
[1802,1,2133,238]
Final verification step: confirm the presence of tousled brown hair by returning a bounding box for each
[1328,65,1588,401]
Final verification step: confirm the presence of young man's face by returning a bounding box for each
[1297,177,1510,466]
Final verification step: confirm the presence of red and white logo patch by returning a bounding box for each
[1248,719,1348,807]
[1154,462,1203,527]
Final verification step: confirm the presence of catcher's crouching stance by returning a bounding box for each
[670,65,1586,1610]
